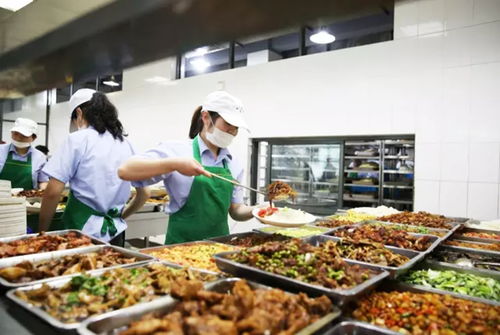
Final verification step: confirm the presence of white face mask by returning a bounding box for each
[206,120,235,148]
[12,140,31,149]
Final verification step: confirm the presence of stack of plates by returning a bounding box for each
[0,179,12,198]
[0,197,26,238]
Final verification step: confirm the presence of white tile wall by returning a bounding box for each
[444,0,474,29]
[439,181,468,216]
[394,0,419,39]
[473,0,500,24]
[440,142,469,181]
[418,0,446,35]
[443,26,473,68]
[468,142,500,183]
[415,142,442,180]
[467,182,499,219]
[470,21,500,64]
[414,180,441,213]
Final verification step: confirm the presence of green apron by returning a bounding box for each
[165,136,234,244]
[61,192,121,237]
[0,151,34,189]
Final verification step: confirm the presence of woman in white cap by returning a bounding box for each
[119,91,254,244]
[39,89,150,245]
[0,118,48,190]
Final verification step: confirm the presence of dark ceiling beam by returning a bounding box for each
[0,0,393,98]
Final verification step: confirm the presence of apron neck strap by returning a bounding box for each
[193,136,229,169]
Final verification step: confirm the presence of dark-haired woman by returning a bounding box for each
[119,91,254,244]
[39,89,150,245]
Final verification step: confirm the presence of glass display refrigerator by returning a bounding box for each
[250,139,342,216]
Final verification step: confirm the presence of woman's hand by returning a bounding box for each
[171,158,212,177]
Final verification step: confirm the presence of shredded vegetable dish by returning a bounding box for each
[230,239,375,290]
[353,290,500,335]
[14,264,217,323]
[0,247,138,283]
[260,226,330,238]
[146,243,237,272]
[330,225,433,251]
[332,239,410,267]
[120,280,332,335]
[402,269,500,301]
[326,212,376,223]
[377,211,453,229]
[366,222,446,237]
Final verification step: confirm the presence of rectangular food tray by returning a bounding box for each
[140,240,237,275]
[374,219,461,232]
[0,229,107,262]
[451,227,500,244]
[0,245,155,288]
[305,235,423,278]
[213,252,389,306]
[397,260,500,306]
[78,278,342,335]
[443,239,500,255]
[363,220,452,239]
[207,231,290,246]
[324,320,401,335]
[429,245,500,274]
[253,225,335,238]
[6,261,217,330]
[326,224,442,254]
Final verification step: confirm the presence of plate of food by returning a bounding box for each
[253,206,316,227]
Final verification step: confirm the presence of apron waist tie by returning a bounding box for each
[94,208,121,237]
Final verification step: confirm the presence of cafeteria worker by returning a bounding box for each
[0,118,48,190]
[119,91,254,244]
[39,89,150,245]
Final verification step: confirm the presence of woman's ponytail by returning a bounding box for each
[188,106,220,139]
[79,92,125,141]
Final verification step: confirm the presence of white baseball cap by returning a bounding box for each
[11,118,38,137]
[69,88,96,114]
[202,91,249,131]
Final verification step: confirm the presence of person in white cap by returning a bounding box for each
[119,90,254,244]
[39,89,150,245]
[0,118,48,190]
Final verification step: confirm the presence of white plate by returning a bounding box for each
[252,207,316,227]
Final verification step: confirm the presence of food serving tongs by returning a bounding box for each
[210,173,267,196]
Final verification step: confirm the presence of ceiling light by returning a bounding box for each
[102,76,120,87]
[190,58,210,72]
[0,0,33,11]
[310,30,336,44]
[185,47,209,59]
[145,76,169,83]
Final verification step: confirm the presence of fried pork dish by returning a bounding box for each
[330,225,432,251]
[0,232,93,259]
[377,211,453,229]
[221,233,289,248]
[316,218,354,228]
[444,240,500,252]
[146,243,237,272]
[120,280,333,335]
[14,264,217,323]
[331,239,410,267]
[0,247,138,283]
[461,231,500,241]
[353,291,500,335]
[17,189,45,198]
[231,239,374,290]
[267,181,297,202]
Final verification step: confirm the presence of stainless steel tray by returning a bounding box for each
[305,235,423,278]
[207,231,290,246]
[0,229,107,261]
[6,261,216,330]
[452,227,500,244]
[363,220,452,238]
[374,219,461,231]
[214,251,389,306]
[0,245,154,288]
[398,261,500,306]
[443,239,500,255]
[428,245,500,274]
[324,320,401,335]
[78,278,342,335]
[140,240,237,275]
[253,225,335,238]
[327,224,441,254]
